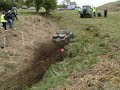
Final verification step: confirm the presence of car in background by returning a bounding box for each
[22,6,27,9]
[28,7,36,10]
[80,5,93,18]
[57,8,64,11]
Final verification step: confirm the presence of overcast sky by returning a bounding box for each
[57,0,118,7]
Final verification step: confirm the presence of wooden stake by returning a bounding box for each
[21,31,24,47]
[3,31,6,52]
[32,16,36,40]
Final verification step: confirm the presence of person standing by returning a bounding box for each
[92,7,96,17]
[12,10,18,21]
[1,12,7,30]
[78,7,81,14]
[12,7,18,21]
[104,8,108,18]
[7,10,13,29]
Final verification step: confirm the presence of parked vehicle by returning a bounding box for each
[52,30,74,60]
[28,7,35,10]
[57,8,64,11]
[80,5,93,18]
[22,6,27,9]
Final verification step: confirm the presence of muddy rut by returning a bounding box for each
[0,42,57,89]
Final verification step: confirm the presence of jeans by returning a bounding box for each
[8,19,13,28]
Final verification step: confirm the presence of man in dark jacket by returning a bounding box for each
[104,8,108,18]
[7,10,13,29]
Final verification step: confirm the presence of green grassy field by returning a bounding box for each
[25,10,120,90]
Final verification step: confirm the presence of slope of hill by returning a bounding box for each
[32,8,120,90]
[98,1,120,11]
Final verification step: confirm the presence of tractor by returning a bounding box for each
[52,30,74,60]
[52,30,73,47]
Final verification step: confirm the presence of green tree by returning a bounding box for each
[43,0,57,14]
[25,0,33,7]
[0,0,16,11]
[34,0,43,13]
[25,0,43,13]
[25,0,57,14]
[15,0,24,8]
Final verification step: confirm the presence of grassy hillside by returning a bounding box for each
[29,9,120,90]
[98,1,120,11]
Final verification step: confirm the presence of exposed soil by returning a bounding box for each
[0,42,57,89]
[0,15,58,89]
[51,60,120,90]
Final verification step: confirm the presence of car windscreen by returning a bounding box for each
[83,6,91,10]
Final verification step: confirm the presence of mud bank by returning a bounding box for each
[0,42,56,90]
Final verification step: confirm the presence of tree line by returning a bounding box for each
[25,0,57,14]
[57,0,77,9]
[0,0,77,15]
[0,0,16,11]
[0,0,57,15]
